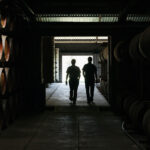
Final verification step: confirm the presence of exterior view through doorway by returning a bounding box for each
[62,55,93,82]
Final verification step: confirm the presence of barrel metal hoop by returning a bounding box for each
[139,32,148,59]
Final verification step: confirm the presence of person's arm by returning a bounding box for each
[66,68,69,85]
[66,73,68,85]
[95,71,98,82]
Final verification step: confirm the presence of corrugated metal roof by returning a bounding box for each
[36,17,99,22]
[127,14,150,22]
[36,14,118,22]
[54,36,108,40]
[36,14,150,23]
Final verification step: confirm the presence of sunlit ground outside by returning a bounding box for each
[62,55,93,82]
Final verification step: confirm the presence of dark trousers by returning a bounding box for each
[69,79,79,101]
[85,82,94,101]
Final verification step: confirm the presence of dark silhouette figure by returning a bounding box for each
[83,57,97,104]
[66,59,81,105]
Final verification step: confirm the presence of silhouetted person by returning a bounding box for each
[66,59,81,105]
[83,57,97,104]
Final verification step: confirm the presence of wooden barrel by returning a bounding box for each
[129,33,142,61]
[115,91,131,111]
[122,95,139,114]
[0,68,7,95]
[0,36,3,61]
[0,35,7,62]
[104,82,108,97]
[1,98,10,128]
[0,15,7,28]
[102,81,107,96]
[128,101,146,129]
[114,41,129,62]
[6,68,18,91]
[142,109,150,138]
[139,26,150,60]
[102,46,108,61]
[0,12,13,30]
[100,79,105,94]
[9,17,15,31]
[5,67,15,93]
[99,51,105,63]
[4,37,11,62]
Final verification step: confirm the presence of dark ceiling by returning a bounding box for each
[24,0,149,14]
[1,0,149,35]
[55,43,103,53]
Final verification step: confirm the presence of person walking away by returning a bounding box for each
[66,59,81,105]
[83,57,97,104]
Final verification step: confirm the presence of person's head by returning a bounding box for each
[88,57,92,63]
[71,59,76,65]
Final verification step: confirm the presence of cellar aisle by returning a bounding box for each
[46,83,109,107]
[0,83,140,150]
[0,109,139,150]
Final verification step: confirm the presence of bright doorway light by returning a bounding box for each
[62,55,93,82]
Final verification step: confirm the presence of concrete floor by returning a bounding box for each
[46,83,109,107]
[0,83,140,150]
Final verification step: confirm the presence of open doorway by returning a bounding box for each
[44,36,109,107]
[54,36,108,82]
[62,55,93,82]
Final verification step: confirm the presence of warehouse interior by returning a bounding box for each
[0,0,150,149]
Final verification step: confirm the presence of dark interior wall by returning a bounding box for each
[9,17,46,112]
[41,36,54,84]
[20,28,45,111]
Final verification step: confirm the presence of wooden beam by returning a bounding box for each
[34,22,149,36]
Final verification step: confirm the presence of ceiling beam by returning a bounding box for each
[24,0,150,14]
[17,0,35,21]
[118,7,128,22]
[34,22,149,36]
[118,0,137,22]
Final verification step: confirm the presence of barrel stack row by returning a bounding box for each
[113,26,150,139]
[99,46,108,98]
[0,9,23,132]
[0,35,12,62]
[116,92,150,139]
[0,11,15,31]
[114,27,150,63]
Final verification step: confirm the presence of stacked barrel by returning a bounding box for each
[0,9,23,131]
[99,46,108,98]
[112,26,150,138]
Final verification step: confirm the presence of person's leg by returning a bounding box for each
[74,80,79,103]
[90,83,95,102]
[85,82,90,103]
[69,80,73,101]
[73,87,76,105]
